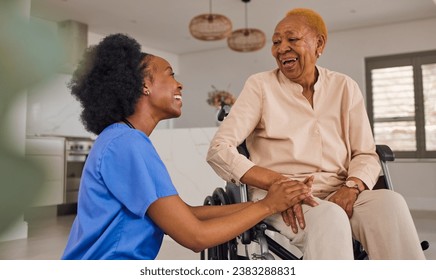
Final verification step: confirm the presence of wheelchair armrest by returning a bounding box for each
[373,176,388,190]
[376,144,395,162]
[237,141,250,158]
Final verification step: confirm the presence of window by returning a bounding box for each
[366,50,436,158]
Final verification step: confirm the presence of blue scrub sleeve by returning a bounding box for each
[100,132,178,218]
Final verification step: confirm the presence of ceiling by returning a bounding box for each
[30,0,436,55]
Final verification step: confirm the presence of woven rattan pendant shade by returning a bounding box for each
[227,0,265,52]
[189,14,232,41]
[189,0,232,41]
[227,28,265,52]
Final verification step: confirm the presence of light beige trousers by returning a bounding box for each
[249,188,426,260]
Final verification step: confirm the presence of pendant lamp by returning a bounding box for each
[227,0,266,52]
[189,0,232,41]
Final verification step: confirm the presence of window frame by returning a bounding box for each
[365,50,436,159]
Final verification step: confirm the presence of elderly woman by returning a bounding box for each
[61,33,312,260]
[207,8,425,259]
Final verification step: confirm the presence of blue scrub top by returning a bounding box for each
[62,123,178,259]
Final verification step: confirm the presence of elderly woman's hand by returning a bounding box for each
[281,176,318,234]
[328,186,359,218]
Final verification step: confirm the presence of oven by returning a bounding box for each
[64,137,94,204]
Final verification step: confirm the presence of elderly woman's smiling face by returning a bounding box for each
[271,14,325,86]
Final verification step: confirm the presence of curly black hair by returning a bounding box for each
[69,33,152,134]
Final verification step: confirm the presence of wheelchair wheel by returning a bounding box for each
[200,188,240,260]
[201,195,219,260]
[212,187,231,205]
[203,239,239,260]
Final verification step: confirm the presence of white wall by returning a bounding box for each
[175,47,276,128]
[176,17,436,210]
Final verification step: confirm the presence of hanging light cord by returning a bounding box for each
[244,1,248,29]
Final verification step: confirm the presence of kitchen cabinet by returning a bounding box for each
[25,137,65,207]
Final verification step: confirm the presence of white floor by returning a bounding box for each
[0,209,434,260]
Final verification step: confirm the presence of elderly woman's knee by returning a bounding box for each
[371,189,408,208]
[312,201,350,227]
[362,190,412,223]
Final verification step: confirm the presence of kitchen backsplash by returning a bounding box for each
[26,73,171,138]
[26,73,90,138]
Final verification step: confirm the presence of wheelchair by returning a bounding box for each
[201,106,429,260]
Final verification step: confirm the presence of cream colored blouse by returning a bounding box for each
[206,66,381,199]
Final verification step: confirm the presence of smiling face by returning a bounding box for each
[271,14,325,86]
[143,56,183,121]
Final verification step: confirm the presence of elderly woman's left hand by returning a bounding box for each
[328,186,359,218]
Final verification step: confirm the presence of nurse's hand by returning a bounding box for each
[281,176,318,234]
[261,178,312,215]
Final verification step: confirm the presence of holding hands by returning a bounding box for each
[264,176,318,233]
[261,177,314,215]
[277,176,318,234]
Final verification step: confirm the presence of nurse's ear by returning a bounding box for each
[142,84,151,96]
